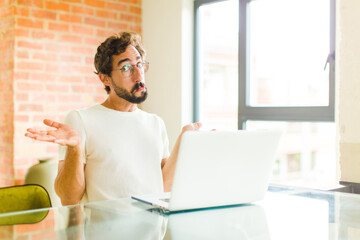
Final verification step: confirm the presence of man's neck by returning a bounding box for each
[101,97,137,112]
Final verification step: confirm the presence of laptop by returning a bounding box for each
[132,130,282,213]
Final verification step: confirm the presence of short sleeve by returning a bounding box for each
[159,118,170,159]
[58,110,87,163]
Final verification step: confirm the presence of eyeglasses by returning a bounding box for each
[113,61,149,78]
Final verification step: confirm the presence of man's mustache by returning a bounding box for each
[131,82,145,93]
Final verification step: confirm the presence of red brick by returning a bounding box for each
[0,166,13,176]
[63,0,82,3]
[84,0,105,8]
[45,63,68,72]
[108,21,127,30]
[129,25,141,33]
[18,0,44,8]
[14,6,30,17]
[16,93,29,101]
[129,6,141,15]
[85,76,98,84]
[106,2,127,11]
[45,84,69,92]
[94,95,106,103]
[32,114,56,122]
[14,28,30,37]
[0,93,12,101]
[0,6,13,18]
[71,25,94,35]
[15,115,29,122]
[84,37,101,46]
[58,94,82,102]
[16,61,43,71]
[84,17,105,27]
[16,50,30,59]
[16,82,43,91]
[18,104,43,112]
[59,34,82,43]
[118,0,138,4]
[60,55,81,63]
[30,72,56,82]
[96,29,115,37]
[14,179,25,186]
[85,57,94,65]
[95,10,117,19]
[31,9,57,20]
[71,46,94,55]
[48,22,69,32]
[32,52,57,61]
[71,5,94,15]
[17,18,44,29]
[45,1,70,12]
[14,72,30,80]
[59,75,83,83]
[0,61,13,71]
[17,40,43,50]
[44,43,71,53]
[31,31,55,39]
[31,93,56,102]
[72,85,94,93]
[59,14,82,23]
[71,65,93,74]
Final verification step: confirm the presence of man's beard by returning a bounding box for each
[111,79,148,104]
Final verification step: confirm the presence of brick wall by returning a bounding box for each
[0,0,15,187]
[0,0,142,186]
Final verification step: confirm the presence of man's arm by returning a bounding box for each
[55,145,85,205]
[26,119,85,205]
[161,123,202,192]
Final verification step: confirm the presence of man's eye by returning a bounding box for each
[121,65,131,72]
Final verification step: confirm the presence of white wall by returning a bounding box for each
[142,0,194,149]
[337,0,360,183]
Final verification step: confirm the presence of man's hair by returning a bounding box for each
[94,32,146,94]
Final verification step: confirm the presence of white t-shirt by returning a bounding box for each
[58,104,170,203]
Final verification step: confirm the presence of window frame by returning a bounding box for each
[194,0,336,129]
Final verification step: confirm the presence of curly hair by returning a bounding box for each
[94,32,146,94]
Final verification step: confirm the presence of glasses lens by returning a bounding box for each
[143,62,149,73]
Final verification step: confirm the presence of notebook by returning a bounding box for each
[132,129,282,213]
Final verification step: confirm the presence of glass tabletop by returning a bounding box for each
[1,186,360,240]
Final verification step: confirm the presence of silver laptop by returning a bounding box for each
[132,130,282,213]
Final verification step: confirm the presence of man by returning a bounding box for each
[25,32,201,205]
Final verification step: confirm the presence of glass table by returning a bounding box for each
[1,186,360,239]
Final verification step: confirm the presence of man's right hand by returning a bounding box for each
[25,119,81,147]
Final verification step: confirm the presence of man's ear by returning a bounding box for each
[99,73,111,87]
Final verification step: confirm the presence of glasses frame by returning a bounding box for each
[113,61,149,78]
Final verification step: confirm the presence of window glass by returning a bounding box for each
[246,121,337,188]
[197,0,239,130]
[248,0,330,107]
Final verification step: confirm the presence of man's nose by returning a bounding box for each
[132,66,144,82]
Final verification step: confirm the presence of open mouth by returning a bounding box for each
[132,82,145,93]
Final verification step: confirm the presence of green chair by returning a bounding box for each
[0,184,52,225]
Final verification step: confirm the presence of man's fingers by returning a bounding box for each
[43,119,62,129]
[193,122,202,129]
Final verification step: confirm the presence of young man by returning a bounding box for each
[25,32,201,205]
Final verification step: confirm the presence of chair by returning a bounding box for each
[0,184,52,225]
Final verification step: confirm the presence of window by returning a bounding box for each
[194,0,336,188]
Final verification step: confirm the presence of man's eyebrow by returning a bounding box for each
[116,56,142,67]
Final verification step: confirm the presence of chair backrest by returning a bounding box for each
[0,184,52,225]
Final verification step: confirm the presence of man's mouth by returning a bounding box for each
[132,82,145,93]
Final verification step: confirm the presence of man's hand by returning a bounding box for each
[180,122,202,135]
[25,119,80,147]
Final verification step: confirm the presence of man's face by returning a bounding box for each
[109,45,148,104]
